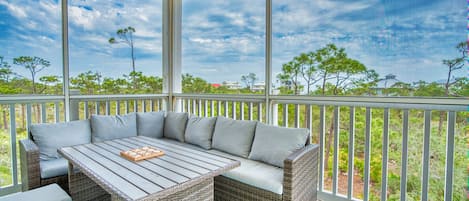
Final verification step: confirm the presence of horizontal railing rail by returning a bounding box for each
[0,93,467,201]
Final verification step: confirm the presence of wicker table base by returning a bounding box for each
[68,161,215,201]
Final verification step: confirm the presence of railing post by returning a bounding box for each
[69,89,80,120]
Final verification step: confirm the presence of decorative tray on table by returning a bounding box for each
[120,146,165,161]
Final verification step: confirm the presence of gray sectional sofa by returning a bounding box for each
[20,111,319,201]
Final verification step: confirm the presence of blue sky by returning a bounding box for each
[0,0,466,86]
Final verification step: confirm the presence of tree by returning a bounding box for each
[13,56,50,94]
[70,71,102,94]
[0,56,15,82]
[109,26,137,88]
[182,73,213,93]
[277,61,303,95]
[39,75,61,94]
[240,73,257,90]
[437,41,467,135]
[442,42,466,96]
[314,44,345,95]
[351,69,380,96]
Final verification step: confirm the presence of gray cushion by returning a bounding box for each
[91,113,137,142]
[184,115,217,149]
[40,158,68,179]
[208,150,283,195]
[249,123,309,168]
[163,112,188,142]
[0,183,71,201]
[211,116,257,158]
[30,120,91,161]
[137,112,165,138]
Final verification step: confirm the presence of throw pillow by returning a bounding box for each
[211,116,257,158]
[91,113,137,142]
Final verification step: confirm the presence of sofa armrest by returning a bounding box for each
[20,139,41,191]
[283,144,319,201]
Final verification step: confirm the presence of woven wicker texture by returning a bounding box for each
[20,139,69,193]
[69,171,109,201]
[214,144,319,201]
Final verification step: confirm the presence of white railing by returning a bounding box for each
[0,94,467,201]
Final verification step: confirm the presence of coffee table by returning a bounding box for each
[58,136,240,201]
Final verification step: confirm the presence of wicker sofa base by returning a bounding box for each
[214,176,283,201]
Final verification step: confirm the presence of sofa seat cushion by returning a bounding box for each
[164,112,188,142]
[249,123,309,168]
[208,150,283,195]
[185,115,217,149]
[30,120,91,161]
[40,158,68,179]
[91,113,137,142]
[0,183,71,201]
[212,116,257,158]
[137,112,165,138]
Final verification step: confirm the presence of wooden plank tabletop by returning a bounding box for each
[58,136,240,201]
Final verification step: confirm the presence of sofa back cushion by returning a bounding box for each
[248,123,309,168]
[184,115,217,149]
[164,112,188,142]
[212,116,257,158]
[30,120,91,161]
[91,113,137,142]
[137,112,165,138]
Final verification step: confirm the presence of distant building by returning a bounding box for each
[372,74,401,96]
[251,82,265,92]
[222,81,242,90]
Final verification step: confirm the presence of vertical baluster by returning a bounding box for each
[204,100,208,117]
[150,100,154,112]
[182,99,186,113]
[187,99,191,114]
[249,102,253,121]
[125,100,129,114]
[421,110,431,201]
[95,102,100,115]
[26,104,32,130]
[257,103,262,122]
[444,111,456,201]
[157,99,161,111]
[283,104,288,127]
[319,105,325,191]
[54,102,60,123]
[295,104,300,128]
[198,99,202,116]
[306,105,312,144]
[381,108,390,201]
[116,101,121,115]
[240,102,244,120]
[217,101,221,116]
[133,100,138,112]
[9,104,18,185]
[41,103,46,123]
[192,99,197,115]
[305,105,313,133]
[210,100,214,117]
[332,106,340,195]
[232,102,236,119]
[400,109,409,201]
[347,106,355,199]
[105,101,110,115]
[224,101,229,117]
[142,100,147,112]
[364,107,372,201]
[271,103,278,126]
[84,101,89,119]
